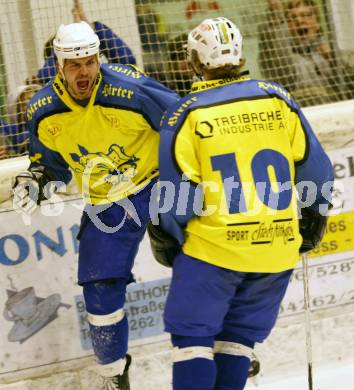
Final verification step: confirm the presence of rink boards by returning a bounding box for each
[0,146,354,374]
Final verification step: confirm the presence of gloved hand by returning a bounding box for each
[12,169,49,215]
[147,222,180,267]
[299,207,328,253]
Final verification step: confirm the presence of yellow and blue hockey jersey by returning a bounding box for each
[27,63,179,204]
[159,76,333,273]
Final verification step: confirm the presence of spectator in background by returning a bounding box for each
[185,0,221,26]
[135,2,168,53]
[37,0,136,84]
[0,127,9,160]
[258,0,291,89]
[258,0,354,106]
[166,33,194,96]
[1,84,41,157]
[135,2,169,84]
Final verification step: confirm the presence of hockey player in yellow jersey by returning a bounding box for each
[155,17,333,390]
[12,21,178,389]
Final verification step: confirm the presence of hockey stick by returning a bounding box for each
[302,253,313,390]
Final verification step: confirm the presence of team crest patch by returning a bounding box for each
[69,144,140,188]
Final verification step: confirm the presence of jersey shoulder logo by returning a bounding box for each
[195,120,214,139]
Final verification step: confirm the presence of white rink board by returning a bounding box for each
[0,198,171,374]
[279,146,354,318]
[0,147,354,375]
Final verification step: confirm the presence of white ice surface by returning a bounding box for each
[246,361,354,390]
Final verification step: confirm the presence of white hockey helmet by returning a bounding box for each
[187,17,243,75]
[53,21,100,68]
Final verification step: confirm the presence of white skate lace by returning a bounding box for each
[102,376,120,390]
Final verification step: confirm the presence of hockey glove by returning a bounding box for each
[12,168,51,215]
[147,222,180,267]
[299,207,328,253]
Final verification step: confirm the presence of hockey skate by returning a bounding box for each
[102,354,131,390]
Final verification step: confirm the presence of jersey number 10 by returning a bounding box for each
[211,148,292,213]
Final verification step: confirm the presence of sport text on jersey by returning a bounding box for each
[102,83,134,99]
[108,65,142,79]
[227,219,295,246]
[212,110,285,135]
[258,81,291,100]
[168,96,198,126]
[26,96,53,120]
[190,76,249,92]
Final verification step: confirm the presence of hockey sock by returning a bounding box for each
[88,314,128,365]
[214,353,250,390]
[83,279,128,367]
[173,358,216,390]
[172,335,216,390]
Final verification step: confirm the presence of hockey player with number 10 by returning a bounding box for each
[157,17,334,390]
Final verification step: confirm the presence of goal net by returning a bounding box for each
[0,0,353,158]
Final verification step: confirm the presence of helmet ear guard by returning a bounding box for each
[187,17,243,75]
[53,21,100,68]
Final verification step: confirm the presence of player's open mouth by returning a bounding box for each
[298,27,309,36]
[77,80,90,91]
